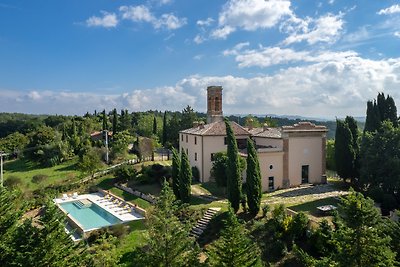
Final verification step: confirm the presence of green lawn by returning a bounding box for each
[3,158,81,191]
[289,197,340,217]
[96,177,152,209]
[195,182,227,198]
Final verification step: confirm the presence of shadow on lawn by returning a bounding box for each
[55,163,78,172]
[272,184,342,198]
[4,159,38,172]
[289,197,340,217]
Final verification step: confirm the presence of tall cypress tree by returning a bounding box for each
[152,115,157,135]
[246,138,262,216]
[345,116,360,180]
[179,149,192,203]
[335,120,355,182]
[377,92,386,122]
[386,95,398,127]
[207,206,261,266]
[102,109,107,131]
[225,119,242,212]
[171,148,181,200]
[162,111,167,146]
[112,108,118,136]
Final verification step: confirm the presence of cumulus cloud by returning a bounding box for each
[197,18,214,27]
[395,31,400,38]
[378,4,400,15]
[211,0,292,39]
[282,13,344,45]
[86,11,118,28]
[119,5,186,30]
[3,55,400,118]
[223,44,359,68]
[193,34,205,44]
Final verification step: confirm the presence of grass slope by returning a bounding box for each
[3,158,80,191]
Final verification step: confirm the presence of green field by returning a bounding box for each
[289,197,340,217]
[3,158,81,191]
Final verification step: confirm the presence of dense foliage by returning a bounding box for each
[179,149,192,203]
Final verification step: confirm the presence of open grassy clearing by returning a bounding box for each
[3,158,81,191]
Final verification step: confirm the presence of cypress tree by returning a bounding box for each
[179,149,192,203]
[162,111,167,146]
[207,206,261,266]
[171,148,181,200]
[246,138,262,216]
[112,108,118,136]
[225,119,242,212]
[152,115,157,135]
[377,92,386,122]
[335,120,355,182]
[102,109,107,131]
[345,116,360,180]
[386,95,398,127]
[364,101,374,132]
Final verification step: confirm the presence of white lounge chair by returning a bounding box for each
[72,192,78,199]
[62,194,68,200]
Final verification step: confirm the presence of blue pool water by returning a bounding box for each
[60,200,122,231]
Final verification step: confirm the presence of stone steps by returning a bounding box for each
[190,207,221,239]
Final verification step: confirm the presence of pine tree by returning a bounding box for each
[207,207,261,266]
[246,138,262,216]
[333,190,396,267]
[179,149,192,203]
[162,111,167,146]
[171,147,181,200]
[153,115,157,135]
[335,120,355,182]
[225,119,242,212]
[112,108,118,136]
[138,181,200,267]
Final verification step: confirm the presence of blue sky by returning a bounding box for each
[1,0,400,118]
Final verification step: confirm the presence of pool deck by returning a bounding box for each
[54,193,145,225]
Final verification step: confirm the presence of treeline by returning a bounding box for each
[335,92,400,214]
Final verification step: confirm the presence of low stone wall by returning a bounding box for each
[114,183,156,204]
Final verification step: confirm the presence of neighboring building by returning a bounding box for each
[90,131,113,142]
[179,86,328,192]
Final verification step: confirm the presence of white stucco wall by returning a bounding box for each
[258,151,284,192]
[287,136,323,186]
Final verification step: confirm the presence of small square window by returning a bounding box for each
[186,148,188,155]
[224,137,227,145]
[181,134,183,141]
[195,136,197,145]
[195,153,197,161]
[269,165,273,170]
[186,135,188,143]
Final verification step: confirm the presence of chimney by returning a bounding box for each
[199,121,205,129]
[193,121,199,128]
[263,123,269,131]
[207,86,223,124]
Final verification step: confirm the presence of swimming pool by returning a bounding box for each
[59,200,122,231]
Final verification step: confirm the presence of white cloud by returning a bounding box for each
[282,13,344,45]
[86,11,118,28]
[154,14,187,30]
[119,5,155,23]
[223,44,359,68]
[378,4,400,15]
[395,31,400,38]
[197,18,214,27]
[211,26,235,39]
[119,5,186,30]
[3,56,400,118]
[193,54,204,60]
[328,0,335,4]
[212,0,292,39]
[193,35,205,44]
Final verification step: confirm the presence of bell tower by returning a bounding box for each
[207,86,223,124]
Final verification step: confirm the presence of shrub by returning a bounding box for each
[4,176,22,188]
[114,164,137,183]
[262,204,270,218]
[32,174,48,184]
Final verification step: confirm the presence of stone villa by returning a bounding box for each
[179,86,328,192]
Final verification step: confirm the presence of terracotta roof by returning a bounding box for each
[251,127,282,138]
[281,121,328,133]
[180,120,251,136]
